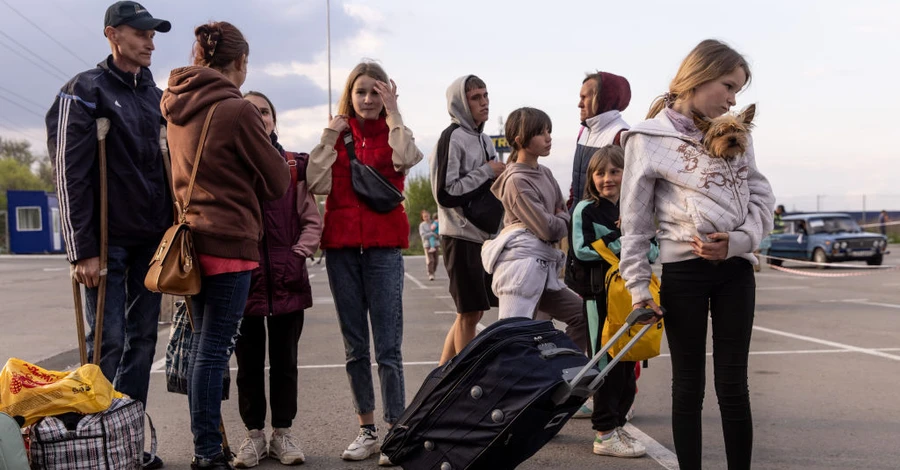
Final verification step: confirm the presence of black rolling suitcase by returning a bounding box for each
[382,309,658,470]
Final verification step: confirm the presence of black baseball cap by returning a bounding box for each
[104,1,171,33]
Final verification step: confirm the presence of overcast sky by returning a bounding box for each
[1,0,898,212]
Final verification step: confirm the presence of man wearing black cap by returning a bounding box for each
[45,2,172,468]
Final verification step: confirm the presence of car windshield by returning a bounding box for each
[807,217,861,234]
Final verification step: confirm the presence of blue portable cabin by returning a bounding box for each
[6,190,64,254]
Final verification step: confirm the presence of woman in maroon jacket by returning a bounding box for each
[308,61,423,466]
[232,91,322,468]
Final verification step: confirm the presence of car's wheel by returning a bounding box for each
[867,254,884,266]
[812,248,828,269]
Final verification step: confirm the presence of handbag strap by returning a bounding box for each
[178,101,221,223]
[342,132,358,162]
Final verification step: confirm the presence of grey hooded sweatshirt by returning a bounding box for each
[429,75,499,243]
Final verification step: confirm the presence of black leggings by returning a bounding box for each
[661,257,755,470]
[582,297,637,432]
[235,311,305,430]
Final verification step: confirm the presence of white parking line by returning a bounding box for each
[149,347,900,375]
[624,423,679,469]
[753,325,900,361]
[839,299,900,310]
[404,272,428,289]
[150,361,441,374]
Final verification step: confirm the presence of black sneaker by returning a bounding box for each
[190,453,234,470]
[143,452,164,469]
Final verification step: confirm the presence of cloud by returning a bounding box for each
[0,0,363,136]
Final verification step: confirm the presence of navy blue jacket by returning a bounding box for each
[46,56,172,263]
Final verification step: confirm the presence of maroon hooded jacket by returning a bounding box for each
[244,148,323,316]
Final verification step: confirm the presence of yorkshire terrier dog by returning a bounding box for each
[693,103,756,158]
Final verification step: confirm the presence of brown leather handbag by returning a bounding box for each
[145,102,220,295]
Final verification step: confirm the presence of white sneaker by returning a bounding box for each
[234,429,268,468]
[592,428,646,458]
[378,453,395,466]
[341,428,380,461]
[572,398,593,419]
[269,428,305,465]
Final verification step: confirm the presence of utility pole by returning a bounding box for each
[816,195,825,212]
[496,115,505,162]
[326,0,332,117]
[862,195,866,224]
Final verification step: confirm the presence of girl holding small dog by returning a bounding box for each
[571,145,659,458]
[619,39,775,469]
[481,107,584,342]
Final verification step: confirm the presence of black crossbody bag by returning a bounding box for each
[344,132,405,213]
[462,137,504,233]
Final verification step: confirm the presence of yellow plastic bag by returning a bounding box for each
[592,240,665,362]
[0,358,123,426]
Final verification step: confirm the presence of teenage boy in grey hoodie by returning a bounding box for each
[430,75,504,365]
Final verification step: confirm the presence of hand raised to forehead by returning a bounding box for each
[327,114,349,133]
[375,79,399,116]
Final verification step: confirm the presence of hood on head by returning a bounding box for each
[596,72,631,114]
[160,66,243,125]
[447,75,483,133]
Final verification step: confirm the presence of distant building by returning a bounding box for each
[6,190,63,254]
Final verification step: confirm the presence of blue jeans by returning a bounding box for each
[187,271,251,459]
[84,243,161,407]
[326,248,405,424]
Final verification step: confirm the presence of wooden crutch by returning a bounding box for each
[73,117,111,366]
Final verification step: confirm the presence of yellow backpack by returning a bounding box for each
[591,240,664,362]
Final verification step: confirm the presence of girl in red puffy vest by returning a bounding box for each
[307,61,423,465]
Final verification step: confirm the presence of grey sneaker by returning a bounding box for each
[572,397,593,419]
[233,429,267,468]
[269,428,305,465]
[625,403,636,422]
[341,428,379,461]
[378,453,395,466]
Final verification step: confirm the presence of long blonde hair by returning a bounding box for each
[337,61,390,118]
[646,39,751,119]
[582,145,624,204]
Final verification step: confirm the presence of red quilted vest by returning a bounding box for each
[321,116,409,249]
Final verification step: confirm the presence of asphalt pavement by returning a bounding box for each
[1,251,898,469]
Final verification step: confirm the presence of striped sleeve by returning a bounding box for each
[45,77,99,263]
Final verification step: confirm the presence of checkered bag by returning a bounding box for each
[28,398,146,469]
[165,300,231,399]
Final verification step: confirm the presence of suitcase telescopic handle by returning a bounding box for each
[555,308,661,405]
